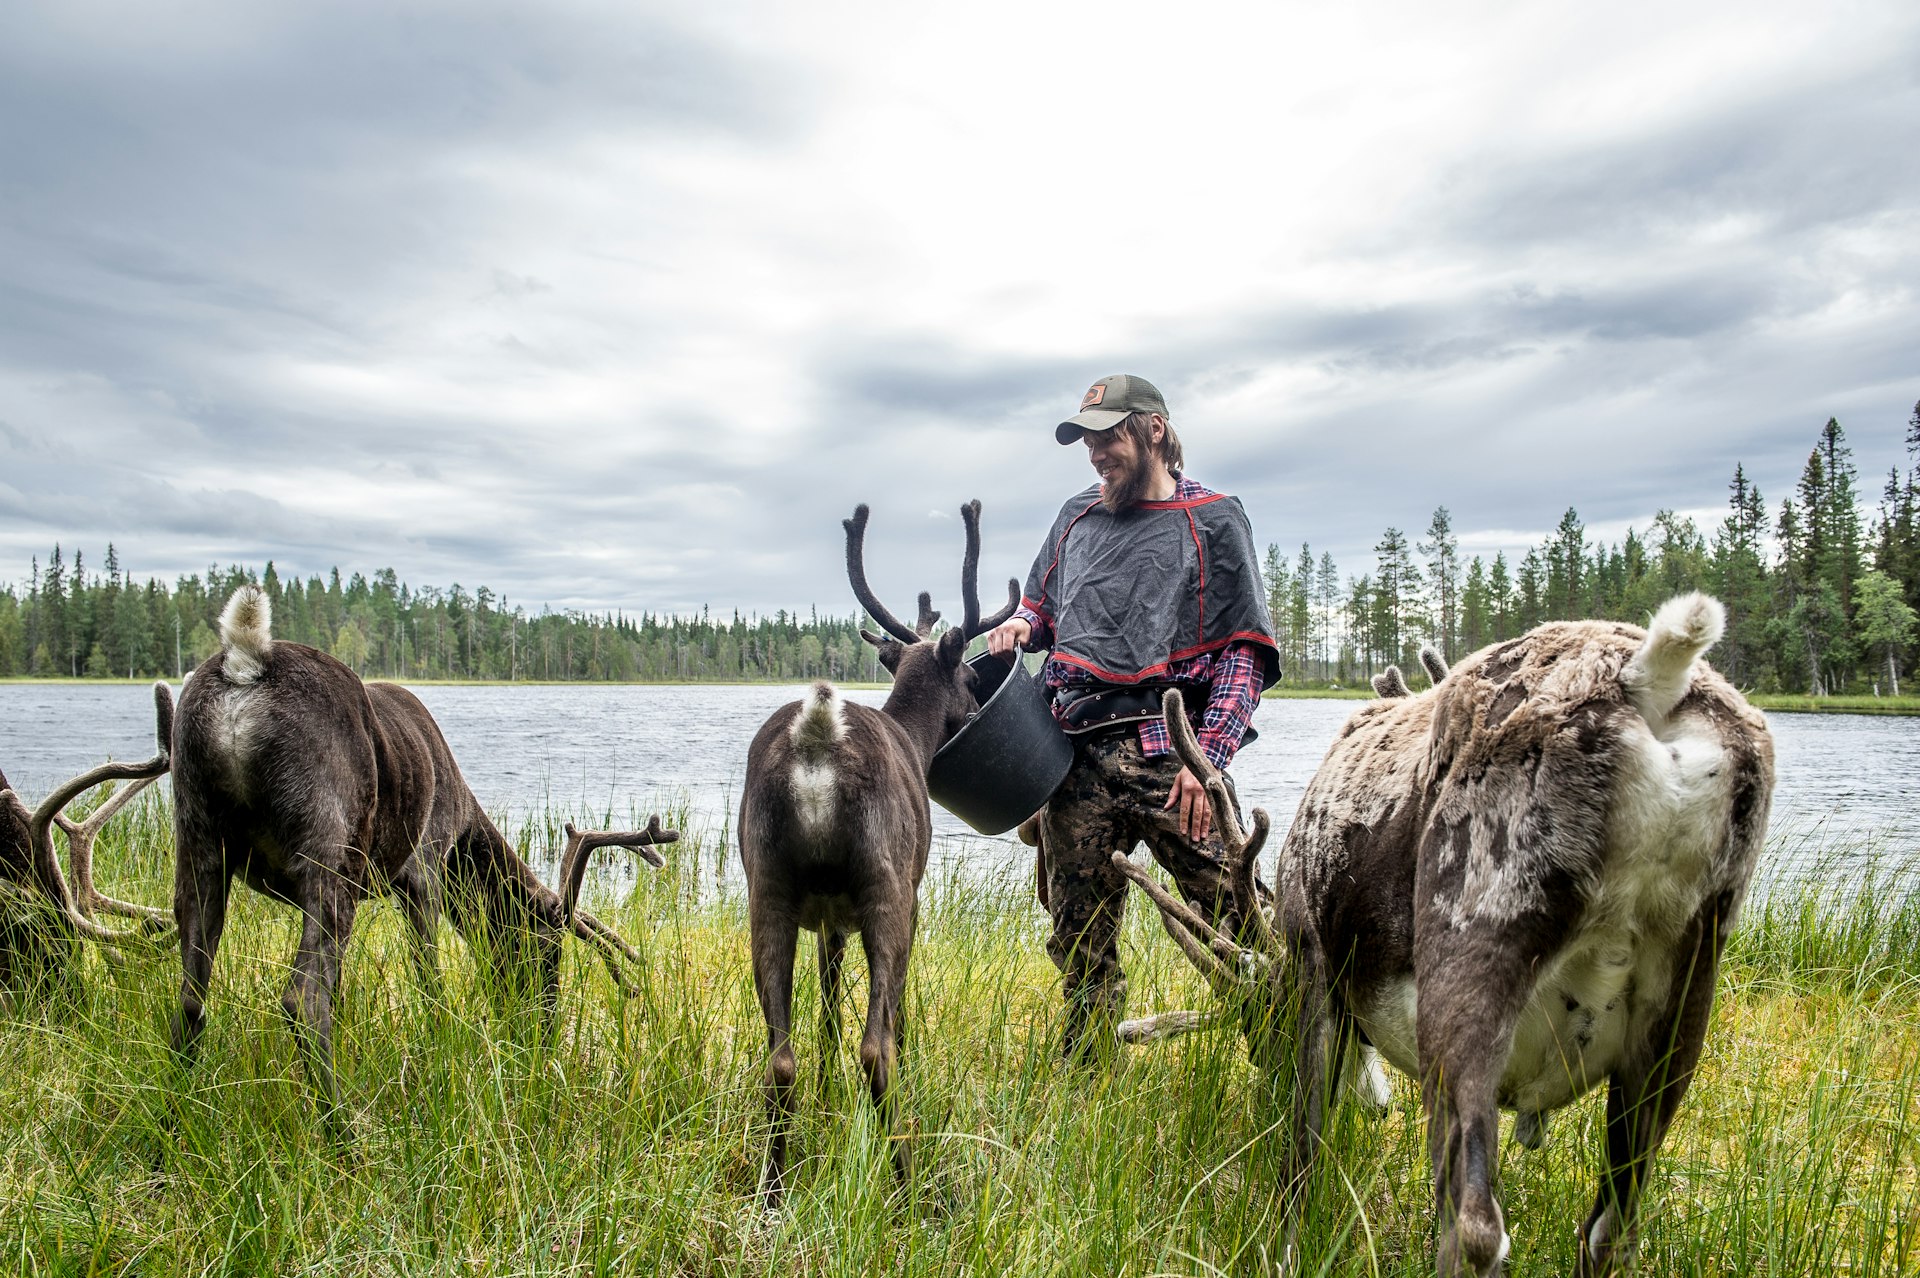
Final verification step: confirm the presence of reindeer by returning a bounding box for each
[1,685,178,994]
[1115,594,1774,1276]
[740,500,1017,1208]
[169,585,678,1119]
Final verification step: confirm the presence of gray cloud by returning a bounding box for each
[1,3,1916,617]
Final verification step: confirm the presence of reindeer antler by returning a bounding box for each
[845,505,933,644]
[554,814,678,995]
[959,499,1020,640]
[53,774,171,926]
[16,759,174,950]
[8,683,177,952]
[1418,644,1450,688]
[557,814,678,926]
[1107,689,1279,1023]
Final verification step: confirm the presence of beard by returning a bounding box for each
[1099,452,1154,513]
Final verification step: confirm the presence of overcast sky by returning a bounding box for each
[2,1,1916,619]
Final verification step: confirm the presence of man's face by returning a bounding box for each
[1082,415,1164,498]
[1082,417,1149,486]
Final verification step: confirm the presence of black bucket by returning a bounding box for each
[927,651,1074,836]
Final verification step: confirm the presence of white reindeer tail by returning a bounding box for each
[217,584,273,684]
[791,681,844,761]
[789,682,845,833]
[1622,592,1724,728]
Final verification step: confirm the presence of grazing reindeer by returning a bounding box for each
[170,585,677,1118]
[740,500,1017,1208]
[1,685,178,992]
[1116,594,1774,1276]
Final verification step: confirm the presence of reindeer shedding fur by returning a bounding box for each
[1119,598,1772,1277]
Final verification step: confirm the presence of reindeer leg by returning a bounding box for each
[1417,921,1553,1278]
[1577,897,1727,1277]
[860,896,915,1189]
[283,873,359,1130]
[1274,919,1344,1267]
[751,899,801,1210]
[169,806,233,1067]
[391,860,444,1002]
[817,928,847,1093]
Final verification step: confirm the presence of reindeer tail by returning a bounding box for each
[791,681,844,761]
[1622,592,1724,727]
[217,584,274,684]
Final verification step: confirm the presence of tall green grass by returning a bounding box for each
[2,795,1915,1276]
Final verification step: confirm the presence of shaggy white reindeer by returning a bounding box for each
[1117,594,1774,1276]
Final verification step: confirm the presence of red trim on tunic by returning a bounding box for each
[1049,630,1280,684]
[1185,509,1205,644]
[1133,493,1229,511]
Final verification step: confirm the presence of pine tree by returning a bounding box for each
[1316,552,1340,678]
[1418,506,1460,660]
[1714,465,1770,687]
[1545,508,1585,619]
[1460,556,1490,653]
[1516,548,1544,632]
[1292,544,1315,681]
[1263,543,1289,645]
[1488,552,1514,640]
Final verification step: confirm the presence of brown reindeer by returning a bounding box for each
[1116,594,1774,1276]
[740,500,1017,1208]
[169,585,677,1119]
[1,685,177,994]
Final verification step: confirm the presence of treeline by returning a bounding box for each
[0,556,885,684]
[1264,408,1920,694]
[5,410,1917,693]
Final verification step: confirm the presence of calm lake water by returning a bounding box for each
[2,683,1914,891]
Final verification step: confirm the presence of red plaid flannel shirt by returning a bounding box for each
[1013,481,1263,770]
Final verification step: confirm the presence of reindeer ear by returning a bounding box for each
[869,635,905,673]
[936,626,967,667]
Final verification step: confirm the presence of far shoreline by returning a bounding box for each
[6,677,1916,716]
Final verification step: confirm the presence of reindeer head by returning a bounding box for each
[454,813,680,1011]
[0,683,178,970]
[844,500,1020,748]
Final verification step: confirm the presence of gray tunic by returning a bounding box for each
[1021,483,1280,688]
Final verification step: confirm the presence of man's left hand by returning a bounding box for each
[1164,767,1212,843]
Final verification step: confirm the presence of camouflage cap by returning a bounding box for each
[1056,374,1170,444]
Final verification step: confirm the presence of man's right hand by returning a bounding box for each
[986,617,1032,658]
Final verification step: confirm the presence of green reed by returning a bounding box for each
[2,795,1915,1276]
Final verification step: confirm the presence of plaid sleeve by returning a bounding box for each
[1013,603,1054,650]
[1195,642,1262,770]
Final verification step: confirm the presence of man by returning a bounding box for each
[987,373,1281,1058]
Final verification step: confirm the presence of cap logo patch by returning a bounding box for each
[1080,384,1107,409]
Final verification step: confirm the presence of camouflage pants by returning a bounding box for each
[1039,730,1258,1041]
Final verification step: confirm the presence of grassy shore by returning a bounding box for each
[1747,692,1920,716]
[3,799,1917,1276]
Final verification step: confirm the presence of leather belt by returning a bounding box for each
[1054,684,1182,735]
[1052,683,1261,748]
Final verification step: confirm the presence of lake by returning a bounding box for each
[3,682,1914,891]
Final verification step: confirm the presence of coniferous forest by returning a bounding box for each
[3,410,1916,693]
